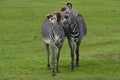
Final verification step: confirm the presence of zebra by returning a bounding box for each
[61,3,87,71]
[41,12,68,76]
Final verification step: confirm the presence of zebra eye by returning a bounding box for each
[61,18,64,20]
[49,17,56,23]
[51,18,53,20]
[53,17,56,20]
[61,18,65,22]
[65,14,69,19]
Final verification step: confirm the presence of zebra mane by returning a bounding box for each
[54,12,62,23]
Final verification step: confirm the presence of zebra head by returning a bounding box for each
[61,2,77,21]
[61,6,76,26]
[61,6,80,38]
[61,5,77,23]
[47,12,68,46]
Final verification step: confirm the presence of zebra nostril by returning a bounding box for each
[55,39,60,46]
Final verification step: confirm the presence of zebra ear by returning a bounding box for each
[47,14,52,19]
[67,2,72,9]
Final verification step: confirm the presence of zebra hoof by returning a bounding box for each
[76,64,79,67]
[47,67,51,70]
[47,64,51,70]
[56,69,60,73]
[52,73,55,76]
[71,68,74,72]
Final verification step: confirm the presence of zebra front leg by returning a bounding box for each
[45,43,50,70]
[56,47,61,73]
[51,46,56,76]
[68,40,75,71]
[75,41,81,67]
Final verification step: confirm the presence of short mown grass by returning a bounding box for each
[0,0,120,80]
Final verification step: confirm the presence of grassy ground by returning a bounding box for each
[0,0,120,80]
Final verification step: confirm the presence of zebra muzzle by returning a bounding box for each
[55,39,60,46]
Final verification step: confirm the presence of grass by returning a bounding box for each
[0,0,120,80]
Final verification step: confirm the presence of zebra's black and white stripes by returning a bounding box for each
[41,12,68,76]
[41,2,87,76]
[61,3,87,71]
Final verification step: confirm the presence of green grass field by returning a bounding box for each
[0,0,120,80]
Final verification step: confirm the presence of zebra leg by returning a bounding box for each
[75,41,81,67]
[56,47,61,73]
[51,45,56,76]
[68,39,75,71]
[45,43,50,70]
